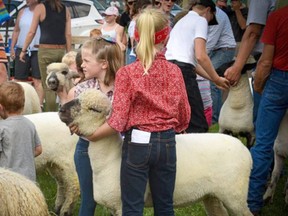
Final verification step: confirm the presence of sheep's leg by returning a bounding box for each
[239,132,255,149]
[284,178,288,205]
[202,196,228,216]
[47,163,79,216]
[263,151,286,204]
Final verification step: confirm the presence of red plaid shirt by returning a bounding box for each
[108,53,190,133]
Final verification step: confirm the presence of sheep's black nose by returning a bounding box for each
[59,107,66,113]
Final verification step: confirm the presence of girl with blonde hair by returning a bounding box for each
[76,8,190,215]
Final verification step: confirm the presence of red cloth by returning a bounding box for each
[108,53,190,133]
[0,34,7,63]
[261,6,288,71]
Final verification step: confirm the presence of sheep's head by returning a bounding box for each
[59,89,111,136]
[46,63,79,91]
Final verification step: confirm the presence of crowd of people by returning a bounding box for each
[0,0,288,215]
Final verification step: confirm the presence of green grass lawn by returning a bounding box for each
[37,124,288,215]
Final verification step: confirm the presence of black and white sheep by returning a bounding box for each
[25,112,79,216]
[0,167,49,216]
[45,62,79,93]
[217,60,288,205]
[217,59,256,149]
[59,89,253,216]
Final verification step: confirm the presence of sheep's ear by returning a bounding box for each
[67,70,81,79]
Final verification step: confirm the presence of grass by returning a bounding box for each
[36,124,288,215]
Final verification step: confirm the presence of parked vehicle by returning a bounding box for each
[1,0,104,46]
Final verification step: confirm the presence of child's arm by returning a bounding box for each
[34,145,42,157]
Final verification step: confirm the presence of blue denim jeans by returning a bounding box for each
[121,129,176,216]
[248,69,288,212]
[126,47,136,65]
[74,138,96,216]
[209,48,235,124]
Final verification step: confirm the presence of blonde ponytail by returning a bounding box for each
[135,8,169,75]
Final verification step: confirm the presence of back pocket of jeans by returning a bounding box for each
[127,141,151,168]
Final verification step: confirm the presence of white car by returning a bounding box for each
[1,0,104,45]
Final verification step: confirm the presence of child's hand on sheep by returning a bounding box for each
[214,76,230,90]
[69,123,82,136]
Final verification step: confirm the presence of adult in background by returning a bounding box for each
[0,34,8,84]
[10,0,44,109]
[20,0,71,112]
[227,0,248,48]
[166,0,230,133]
[215,0,228,12]
[249,5,288,215]
[118,0,135,64]
[101,6,126,51]
[224,0,275,127]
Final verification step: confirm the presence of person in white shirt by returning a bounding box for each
[166,0,230,133]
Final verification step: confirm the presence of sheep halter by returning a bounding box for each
[134,26,170,44]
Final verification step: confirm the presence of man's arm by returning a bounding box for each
[224,23,263,85]
[254,44,274,94]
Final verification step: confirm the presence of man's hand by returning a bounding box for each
[224,64,242,86]
[19,51,26,62]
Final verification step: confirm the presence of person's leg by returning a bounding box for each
[149,130,176,216]
[13,48,30,81]
[248,70,288,213]
[74,138,97,216]
[173,62,208,132]
[38,48,65,111]
[121,130,150,216]
[30,51,44,107]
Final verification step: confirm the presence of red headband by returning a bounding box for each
[134,26,170,44]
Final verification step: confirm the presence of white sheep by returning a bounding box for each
[59,89,253,216]
[0,167,49,216]
[19,81,42,114]
[263,110,288,205]
[24,112,79,216]
[218,72,255,148]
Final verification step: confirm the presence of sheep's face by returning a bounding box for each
[46,63,79,91]
[59,89,111,136]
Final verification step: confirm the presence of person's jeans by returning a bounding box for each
[209,48,235,124]
[74,138,96,216]
[126,47,137,65]
[169,60,208,133]
[248,69,288,212]
[121,129,176,216]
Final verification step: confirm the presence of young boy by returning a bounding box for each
[0,81,42,182]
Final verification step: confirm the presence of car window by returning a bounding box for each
[63,1,91,19]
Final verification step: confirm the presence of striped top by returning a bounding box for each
[0,34,7,63]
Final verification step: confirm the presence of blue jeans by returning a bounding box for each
[209,48,235,124]
[121,129,176,216]
[248,69,288,212]
[74,138,96,216]
[126,47,136,65]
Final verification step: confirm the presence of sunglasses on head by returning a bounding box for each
[95,36,116,44]
[127,1,135,5]
[154,1,161,6]
[164,0,176,2]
